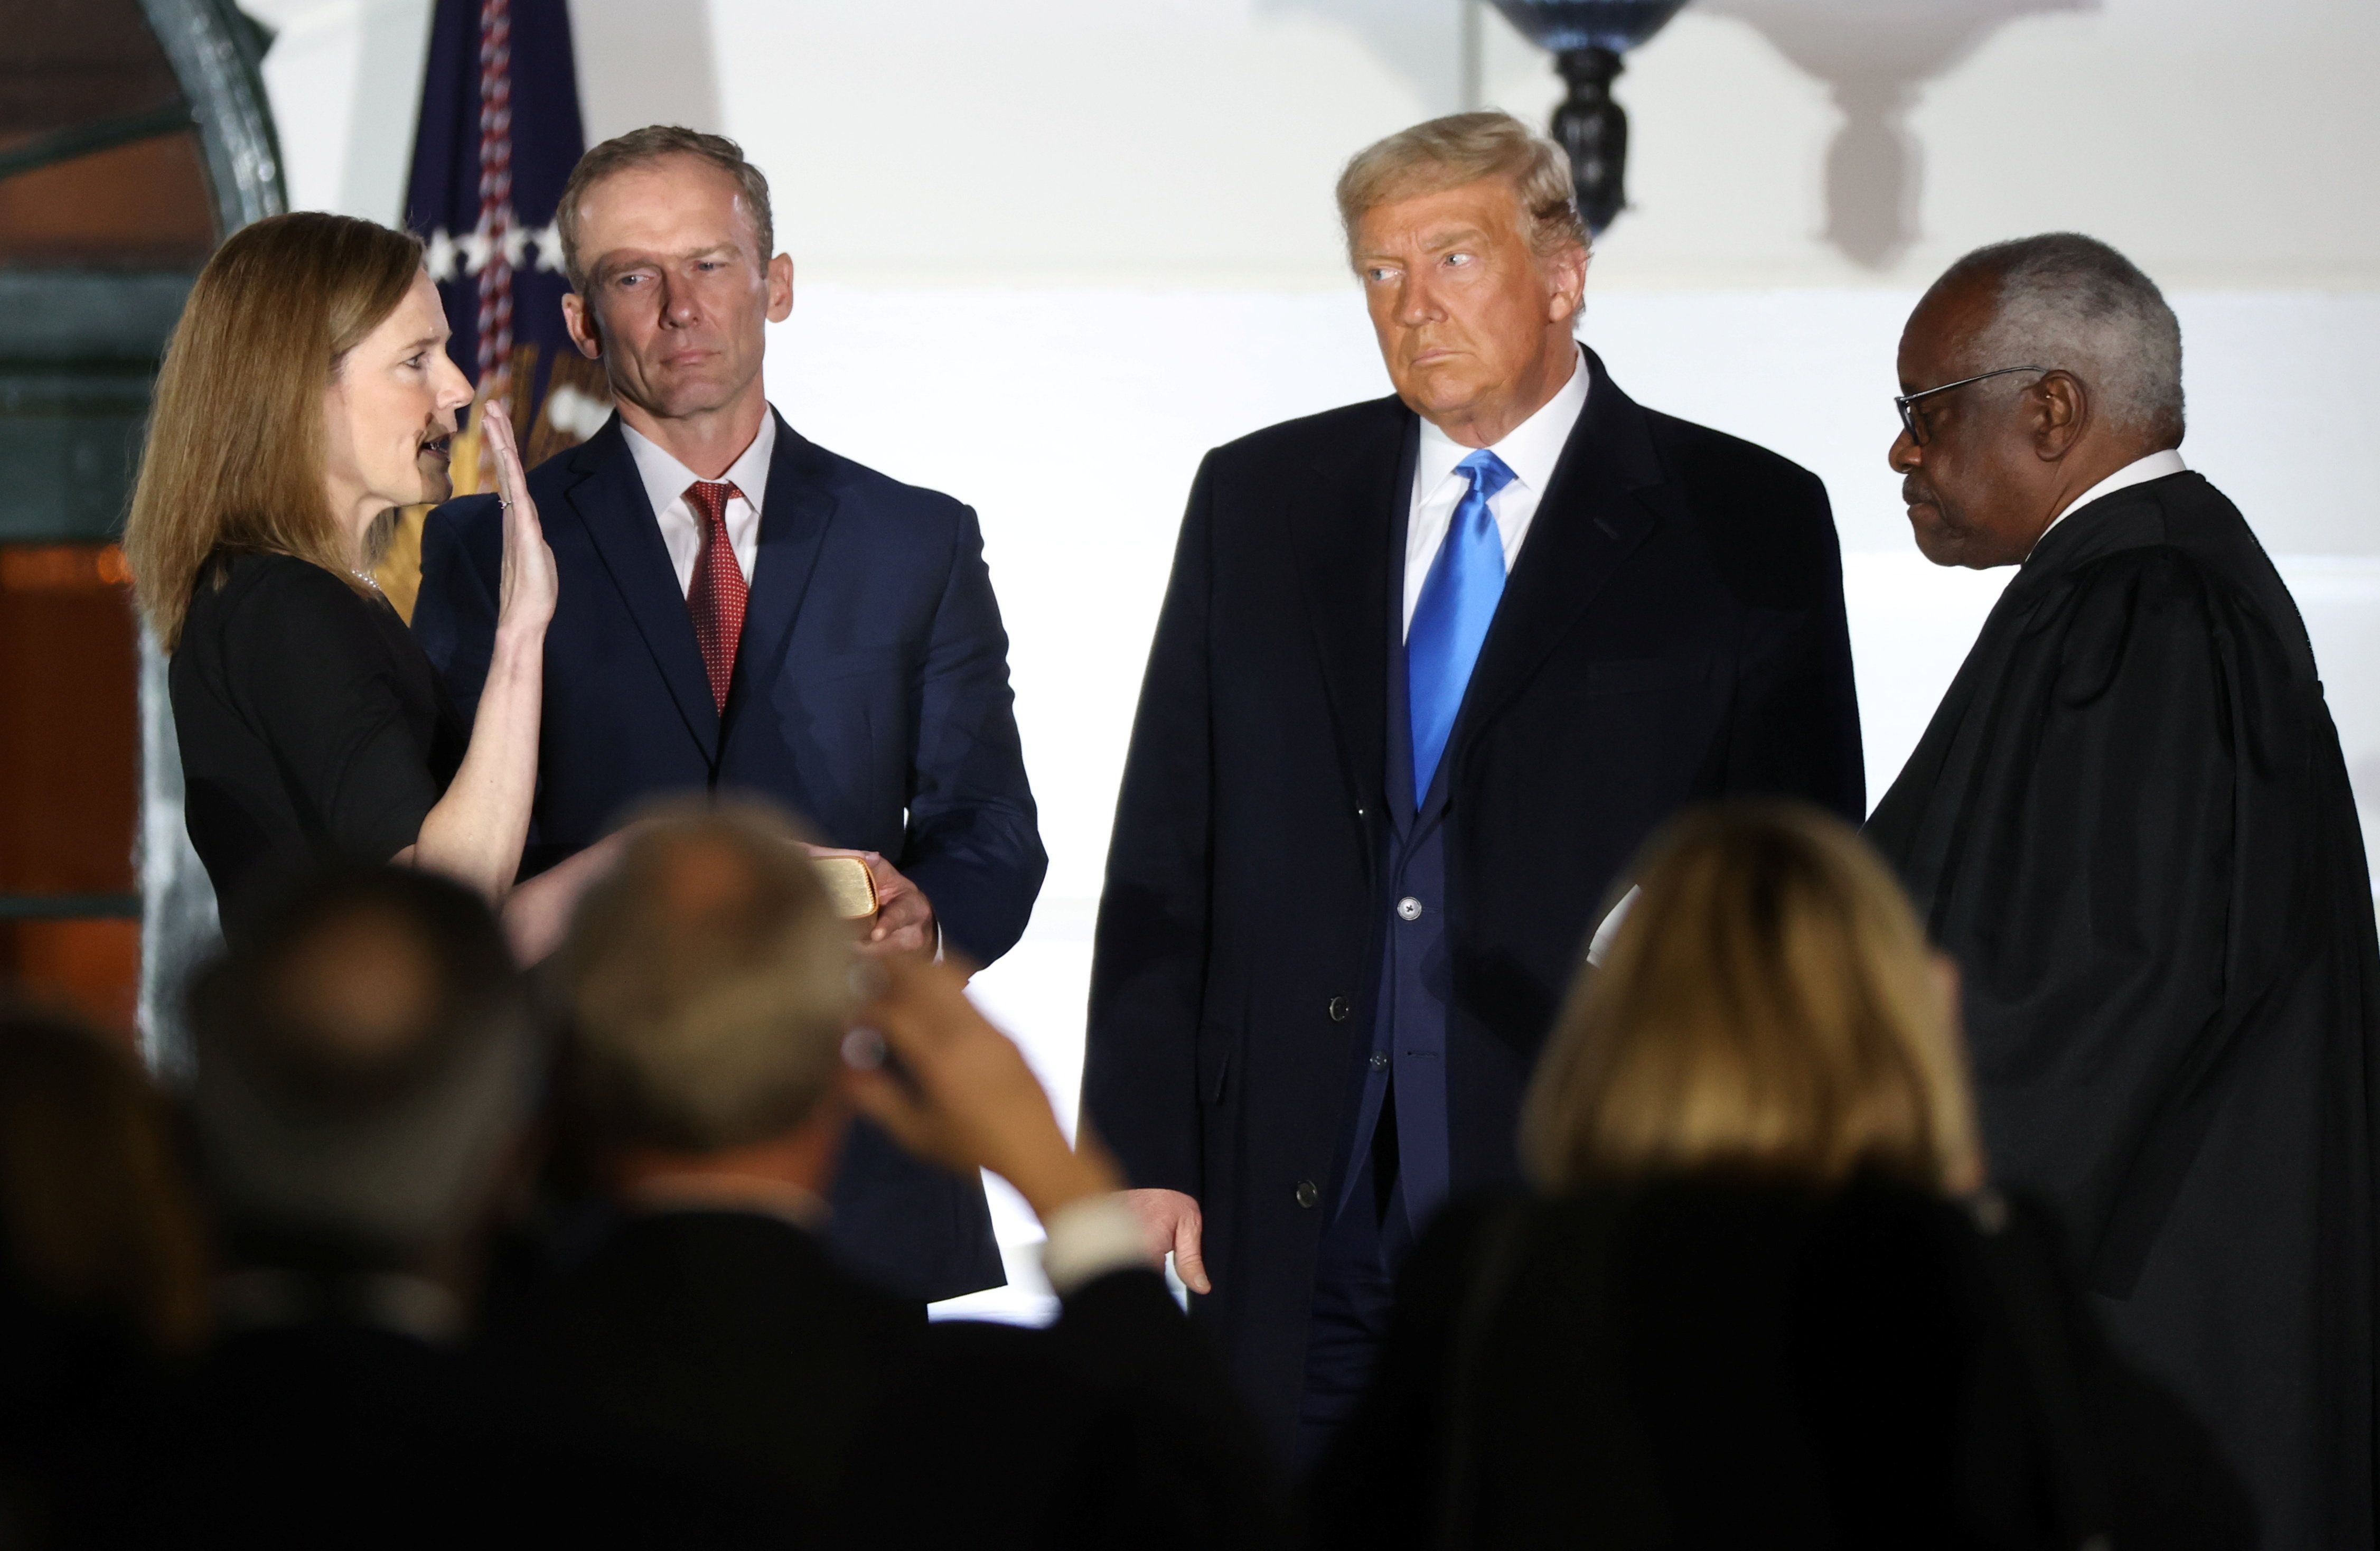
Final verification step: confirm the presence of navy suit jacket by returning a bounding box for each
[1081,351,1864,1447]
[415,411,1044,1302]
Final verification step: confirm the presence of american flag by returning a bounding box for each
[403,0,607,493]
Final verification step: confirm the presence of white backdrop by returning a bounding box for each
[238,0,2380,1320]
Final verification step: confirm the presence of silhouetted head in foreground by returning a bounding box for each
[1523,800,1980,1196]
[0,1009,209,1358]
[186,865,535,1284]
[555,800,856,1205]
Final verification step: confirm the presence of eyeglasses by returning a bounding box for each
[1895,366,2048,445]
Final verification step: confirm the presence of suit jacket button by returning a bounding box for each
[1327,996,1352,1022]
[1295,1179,1319,1209]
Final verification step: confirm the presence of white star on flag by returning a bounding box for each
[424,228,460,282]
[452,209,526,277]
[499,216,530,273]
[455,225,492,277]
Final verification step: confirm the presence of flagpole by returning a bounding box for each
[474,0,514,491]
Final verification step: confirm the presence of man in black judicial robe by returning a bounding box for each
[1867,232,2377,1551]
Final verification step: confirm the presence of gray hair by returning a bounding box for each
[1944,233,2185,446]
[557,801,856,1155]
[189,867,536,1270]
[556,125,775,293]
[1336,110,1589,271]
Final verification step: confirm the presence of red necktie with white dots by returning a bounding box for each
[684,480,747,713]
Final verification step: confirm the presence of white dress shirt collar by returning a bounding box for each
[621,409,775,523]
[2038,447,2187,545]
[1412,343,1590,505]
[1402,344,1590,635]
[619,409,776,593]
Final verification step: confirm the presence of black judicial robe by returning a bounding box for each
[1867,470,2378,1551]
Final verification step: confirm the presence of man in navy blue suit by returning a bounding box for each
[1082,112,1864,1456]
[414,126,1045,1305]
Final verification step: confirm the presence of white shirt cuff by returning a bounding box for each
[1037,1194,1154,1298]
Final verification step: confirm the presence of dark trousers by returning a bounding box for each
[1297,1085,1415,1466]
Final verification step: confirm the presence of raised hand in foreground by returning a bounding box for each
[845,954,1129,1230]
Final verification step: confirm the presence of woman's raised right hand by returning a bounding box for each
[481,396,557,637]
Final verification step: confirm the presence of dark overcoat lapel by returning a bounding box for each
[1289,406,1409,836]
[1449,352,1666,766]
[1287,352,1671,831]
[730,413,842,722]
[563,419,721,762]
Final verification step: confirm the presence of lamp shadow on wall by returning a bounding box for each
[1700,0,2097,268]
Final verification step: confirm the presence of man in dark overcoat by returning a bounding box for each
[1082,110,1866,1456]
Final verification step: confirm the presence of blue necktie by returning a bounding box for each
[1407,449,1515,798]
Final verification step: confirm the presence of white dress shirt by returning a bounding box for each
[1403,345,1591,637]
[2037,447,2188,547]
[621,410,776,594]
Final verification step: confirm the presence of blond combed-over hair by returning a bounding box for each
[1335,110,1590,270]
[555,125,775,294]
[557,800,856,1155]
[124,211,423,650]
[1521,801,1980,1196]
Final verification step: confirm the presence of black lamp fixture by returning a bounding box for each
[1488,1,1691,235]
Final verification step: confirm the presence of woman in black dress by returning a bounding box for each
[126,212,584,954]
[1310,803,2255,1551]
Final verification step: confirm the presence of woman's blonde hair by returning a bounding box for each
[124,211,425,650]
[1520,801,1980,1195]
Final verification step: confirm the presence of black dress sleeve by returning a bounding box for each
[215,559,446,865]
